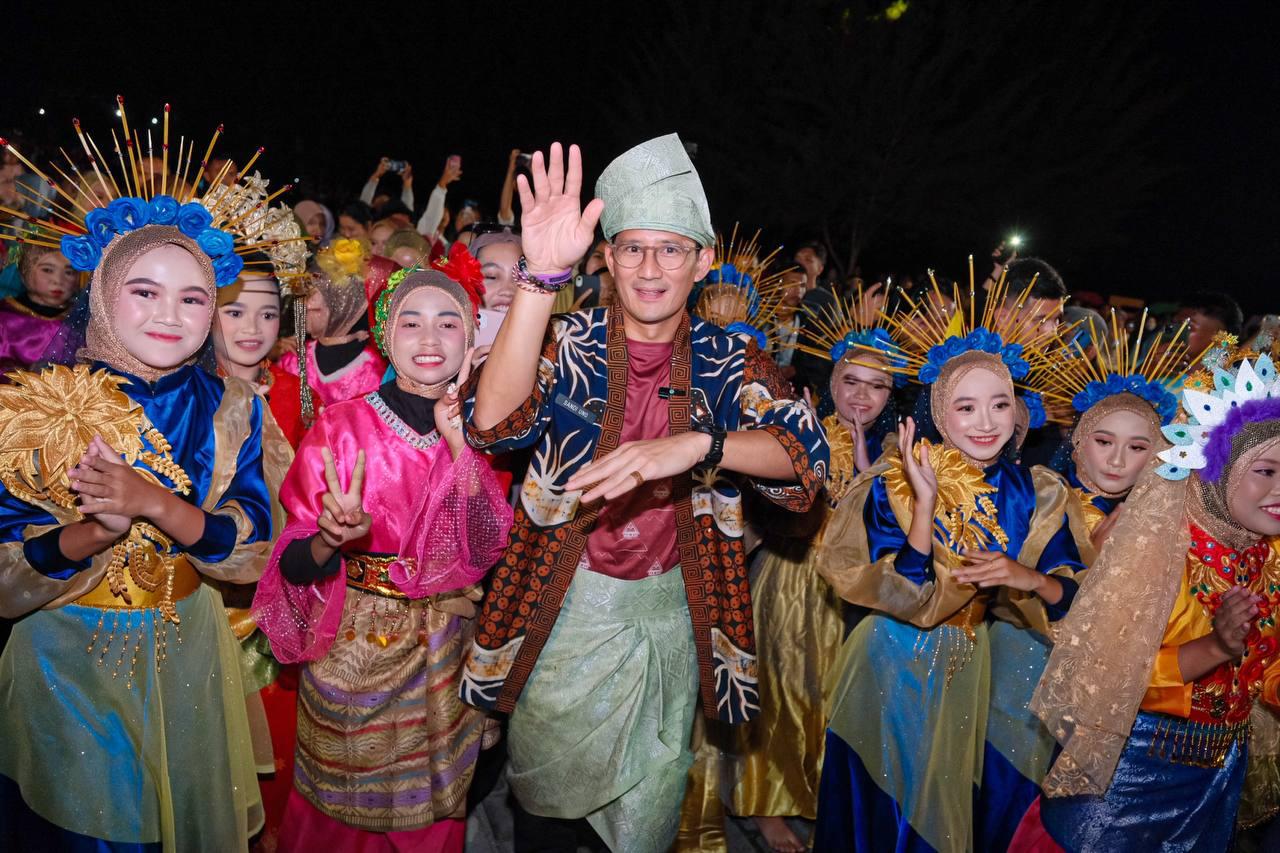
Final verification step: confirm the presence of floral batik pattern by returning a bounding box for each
[460,307,827,724]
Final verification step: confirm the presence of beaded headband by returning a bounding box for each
[372,243,484,359]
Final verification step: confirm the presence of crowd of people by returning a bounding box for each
[1,101,1278,853]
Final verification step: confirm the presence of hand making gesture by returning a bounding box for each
[954,548,1052,595]
[317,447,371,550]
[851,411,873,473]
[898,417,940,555]
[68,435,208,550]
[897,417,938,510]
[516,142,604,275]
[564,431,713,504]
[1211,586,1261,658]
[68,435,139,536]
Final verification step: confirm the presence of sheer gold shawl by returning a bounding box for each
[1033,430,1280,798]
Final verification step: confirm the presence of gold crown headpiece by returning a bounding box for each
[0,96,309,289]
[693,225,794,351]
[1027,308,1194,424]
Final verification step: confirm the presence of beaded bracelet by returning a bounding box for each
[512,255,574,294]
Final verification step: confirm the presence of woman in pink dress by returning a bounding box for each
[277,238,397,420]
[253,261,512,852]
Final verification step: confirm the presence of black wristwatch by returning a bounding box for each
[690,420,727,467]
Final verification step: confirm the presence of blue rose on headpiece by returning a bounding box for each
[1151,385,1179,424]
[830,340,850,361]
[920,335,971,384]
[60,233,102,272]
[1072,372,1179,425]
[211,251,245,287]
[919,330,1030,383]
[176,202,213,239]
[107,197,149,232]
[1000,343,1031,380]
[83,208,117,248]
[1022,391,1047,429]
[197,227,235,258]
[725,321,767,350]
[711,263,738,285]
[148,194,180,226]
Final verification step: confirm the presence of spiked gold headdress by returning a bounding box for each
[794,282,907,382]
[0,96,308,287]
[864,265,1068,387]
[1031,309,1192,428]
[692,225,793,351]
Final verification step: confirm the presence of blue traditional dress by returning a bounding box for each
[814,448,1084,853]
[978,463,1100,850]
[0,363,282,851]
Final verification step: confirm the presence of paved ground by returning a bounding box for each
[465,773,814,852]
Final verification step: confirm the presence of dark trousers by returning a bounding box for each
[512,798,606,853]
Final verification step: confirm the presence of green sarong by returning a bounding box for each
[508,565,698,853]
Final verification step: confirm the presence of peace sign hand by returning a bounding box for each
[317,447,371,549]
[516,142,605,274]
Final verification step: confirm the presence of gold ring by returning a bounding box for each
[630,470,645,487]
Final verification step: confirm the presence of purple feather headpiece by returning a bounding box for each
[1202,397,1280,483]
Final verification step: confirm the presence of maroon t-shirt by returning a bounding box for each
[584,339,682,580]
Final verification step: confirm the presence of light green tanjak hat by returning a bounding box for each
[595,133,714,247]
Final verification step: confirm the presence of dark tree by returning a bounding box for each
[608,0,1173,280]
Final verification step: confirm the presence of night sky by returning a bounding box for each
[7,1,1278,314]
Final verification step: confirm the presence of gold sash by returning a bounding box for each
[76,554,201,609]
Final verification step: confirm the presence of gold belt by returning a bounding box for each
[1148,713,1251,768]
[76,554,201,609]
[943,594,988,632]
[345,553,411,599]
[343,553,482,617]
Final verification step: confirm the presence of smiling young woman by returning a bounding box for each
[1016,344,1280,853]
[212,264,306,449]
[252,260,513,853]
[811,281,1091,853]
[0,105,290,851]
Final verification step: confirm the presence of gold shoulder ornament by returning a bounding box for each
[0,364,192,624]
[1073,487,1108,535]
[882,438,1009,554]
[822,413,857,504]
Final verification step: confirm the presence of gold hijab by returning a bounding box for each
[80,226,216,382]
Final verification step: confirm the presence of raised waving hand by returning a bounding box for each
[516,143,605,274]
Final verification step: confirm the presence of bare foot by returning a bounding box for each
[755,815,805,853]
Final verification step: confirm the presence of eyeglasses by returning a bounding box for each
[611,241,699,271]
